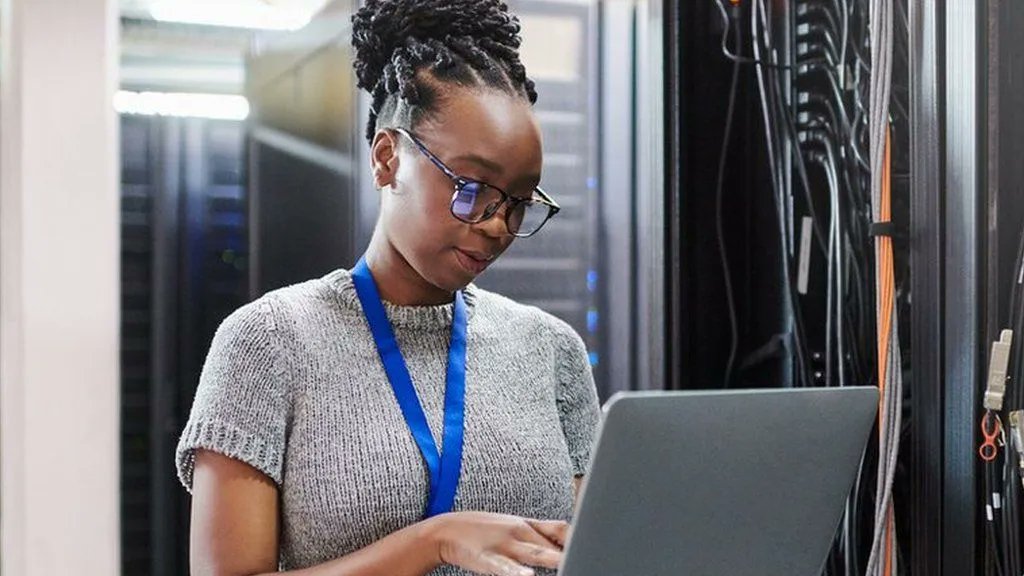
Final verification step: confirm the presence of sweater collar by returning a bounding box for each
[325,268,479,330]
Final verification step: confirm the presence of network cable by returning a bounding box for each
[714,3,743,388]
[745,0,905,569]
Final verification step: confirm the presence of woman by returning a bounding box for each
[175,1,600,575]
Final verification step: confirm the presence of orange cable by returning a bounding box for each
[884,507,895,575]
[878,126,894,393]
[869,127,898,576]
[880,126,896,576]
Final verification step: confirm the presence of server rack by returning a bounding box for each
[120,114,160,576]
[666,0,912,571]
[477,0,606,390]
[246,2,363,297]
[663,1,1024,574]
[907,0,943,572]
[909,1,1024,574]
[119,115,249,576]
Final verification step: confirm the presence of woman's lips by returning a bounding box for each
[454,248,494,275]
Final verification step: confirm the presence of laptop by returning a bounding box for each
[559,387,878,576]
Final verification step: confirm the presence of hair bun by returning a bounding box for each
[351,0,521,93]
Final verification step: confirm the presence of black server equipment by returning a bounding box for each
[476,0,604,387]
[245,1,363,297]
[119,115,249,576]
[669,0,911,574]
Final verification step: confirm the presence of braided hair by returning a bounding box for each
[351,0,538,143]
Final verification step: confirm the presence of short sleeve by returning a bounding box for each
[175,297,292,493]
[552,323,601,477]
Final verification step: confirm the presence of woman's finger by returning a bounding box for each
[476,551,535,576]
[525,519,570,548]
[505,541,564,570]
[513,521,565,551]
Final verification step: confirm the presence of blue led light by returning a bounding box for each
[587,309,599,333]
[588,351,600,366]
[587,270,598,292]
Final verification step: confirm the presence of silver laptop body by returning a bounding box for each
[559,387,879,576]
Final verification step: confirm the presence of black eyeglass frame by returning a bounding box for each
[393,127,560,238]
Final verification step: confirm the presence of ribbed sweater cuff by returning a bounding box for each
[176,419,284,493]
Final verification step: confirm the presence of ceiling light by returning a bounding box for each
[149,1,313,31]
[115,91,250,121]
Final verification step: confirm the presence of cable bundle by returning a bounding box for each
[864,0,900,574]
[980,216,1024,575]
[712,0,906,573]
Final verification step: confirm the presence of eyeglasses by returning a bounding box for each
[394,127,560,238]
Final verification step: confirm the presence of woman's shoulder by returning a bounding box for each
[219,270,348,336]
[471,286,585,352]
[264,270,345,311]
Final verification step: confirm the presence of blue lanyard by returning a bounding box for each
[351,256,468,518]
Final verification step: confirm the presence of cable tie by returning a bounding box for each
[869,221,899,239]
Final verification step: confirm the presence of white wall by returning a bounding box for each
[1,0,121,573]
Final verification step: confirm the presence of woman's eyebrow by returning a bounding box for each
[512,172,542,188]
[451,153,505,175]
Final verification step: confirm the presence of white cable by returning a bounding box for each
[753,0,784,235]
[813,144,845,391]
[754,0,812,390]
[826,170,836,387]
[823,154,847,387]
[833,0,850,394]
[840,0,850,88]
[864,0,898,573]
[824,154,846,389]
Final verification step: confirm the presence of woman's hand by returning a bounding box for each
[427,511,569,576]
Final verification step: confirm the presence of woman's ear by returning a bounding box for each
[370,130,399,190]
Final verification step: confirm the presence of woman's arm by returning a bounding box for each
[191,450,567,576]
[190,450,443,576]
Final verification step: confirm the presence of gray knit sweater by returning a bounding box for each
[175,268,601,574]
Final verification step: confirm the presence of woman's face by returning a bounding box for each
[372,88,544,293]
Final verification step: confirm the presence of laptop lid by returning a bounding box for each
[559,387,878,576]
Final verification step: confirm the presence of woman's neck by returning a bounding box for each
[363,231,454,307]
